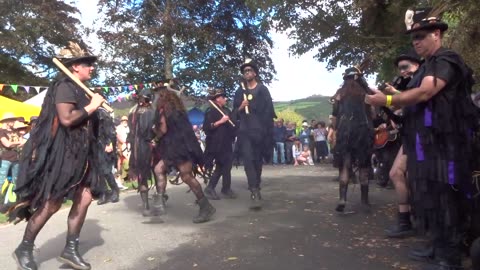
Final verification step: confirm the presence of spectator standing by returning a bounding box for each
[273,119,287,165]
[285,122,297,164]
[309,120,317,162]
[313,122,329,163]
[298,122,311,147]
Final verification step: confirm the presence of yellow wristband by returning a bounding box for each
[386,95,393,107]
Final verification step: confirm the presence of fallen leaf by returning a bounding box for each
[259,236,268,239]
[147,257,155,261]
[193,263,198,267]
[227,257,238,261]
[103,258,112,263]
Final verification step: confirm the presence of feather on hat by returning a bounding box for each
[56,41,97,66]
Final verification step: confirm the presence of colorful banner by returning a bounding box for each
[0,81,158,102]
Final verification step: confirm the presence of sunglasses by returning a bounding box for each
[243,68,254,74]
[411,32,430,41]
[80,62,94,67]
[398,64,411,71]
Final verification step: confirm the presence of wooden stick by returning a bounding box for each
[52,58,114,112]
[240,82,250,114]
[208,100,235,127]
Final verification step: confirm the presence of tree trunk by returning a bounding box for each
[163,0,174,79]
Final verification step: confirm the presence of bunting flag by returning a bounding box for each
[0,81,157,103]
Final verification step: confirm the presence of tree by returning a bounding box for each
[96,0,276,97]
[0,0,85,87]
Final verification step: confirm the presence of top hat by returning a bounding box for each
[207,88,226,100]
[0,112,19,123]
[342,66,363,80]
[56,41,97,66]
[405,7,448,34]
[394,49,422,66]
[240,59,259,74]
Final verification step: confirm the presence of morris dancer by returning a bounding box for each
[152,86,216,223]
[203,88,237,200]
[332,66,374,213]
[9,41,105,270]
[233,59,276,209]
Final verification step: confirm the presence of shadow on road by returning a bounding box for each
[36,219,105,265]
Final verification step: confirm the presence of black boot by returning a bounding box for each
[193,196,216,223]
[385,212,415,238]
[151,193,166,216]
[471,238,480,270]
[360,184,371,213]
[249,188,262,210]
[109,188,120,203]
[140,191,152,217]
[13,240,37,270]
[96,193,108,205]
[58,235,91,270]
[204,186,220,200]
[335,183,347,212]
[409,244,435,262]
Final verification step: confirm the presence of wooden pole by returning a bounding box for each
[208,100,235,127]
[240,82,250,114]
[52,58,114,112]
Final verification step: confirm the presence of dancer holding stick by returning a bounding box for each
[9,41,107,270]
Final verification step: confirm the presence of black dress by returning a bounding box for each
[156,110,204,168]
[332,94,374,168]
[14,77,101,210]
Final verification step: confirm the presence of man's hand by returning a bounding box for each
[239,100,249,111]
[365,89,387,106]
[219,115,230,124]
[384,83,399,95]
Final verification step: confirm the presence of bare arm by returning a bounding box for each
[392,76,446,107]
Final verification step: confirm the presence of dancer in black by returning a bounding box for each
[127,89,164,216]
[203,88,237,200]
[382,50,421,238]
[8,42,105,270]
[152,86,216,223]
[233,60,276,209]
[366,8,478,269]
[95,109,120,205]
[332,67,374,213]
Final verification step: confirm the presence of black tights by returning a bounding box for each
[154,160,204,199]
[23,186,92,242]
[339,153,369,186]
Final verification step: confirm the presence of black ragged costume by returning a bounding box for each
[127,104,155,185]
[232,83,276,192]
[332,94,374,169]
[203,106,236,193]
[402,48,478,265]
[156,110,204,168]
[12,76,102,218]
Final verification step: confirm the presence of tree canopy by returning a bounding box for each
[95,0,275,97]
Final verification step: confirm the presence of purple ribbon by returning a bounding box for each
[415,133,425,161]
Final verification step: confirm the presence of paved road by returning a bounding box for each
[0,165,425,270]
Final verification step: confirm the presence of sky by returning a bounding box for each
[73,0,371,102]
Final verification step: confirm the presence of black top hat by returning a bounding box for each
[240,59,259,74]
[394,50,422,66]
[139,89,153,101]
[405,7,448,34]
[56,41,97,66]
[342,66,363,80]
[207,88,226,100]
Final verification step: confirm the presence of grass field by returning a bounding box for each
[111,95,333,123]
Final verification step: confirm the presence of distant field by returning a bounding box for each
[274,95,332,122]
[111,95,333,123]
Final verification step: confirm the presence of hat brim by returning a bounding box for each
[60,55,98,66]
[240,63,259,74]
[394,55,422,66]
[209,93,226,100]
[0,116,20,123]
[405,22,448,34]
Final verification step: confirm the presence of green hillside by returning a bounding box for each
[274,95,332,122]
[111,95,333,124]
